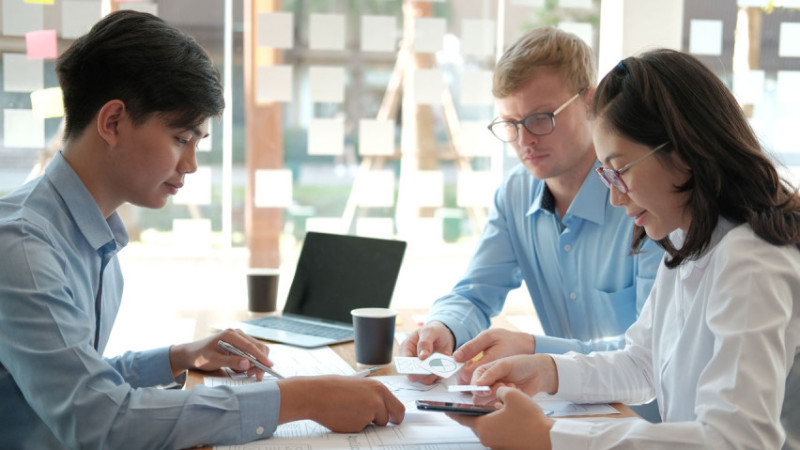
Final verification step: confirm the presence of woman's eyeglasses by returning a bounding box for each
[594,142,670,194]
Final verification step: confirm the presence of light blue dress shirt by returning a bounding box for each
[427,162,663,354]
[0,152,280,449]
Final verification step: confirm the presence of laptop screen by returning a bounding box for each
[283,232,407,324]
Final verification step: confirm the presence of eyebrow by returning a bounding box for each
[600,152,623,166]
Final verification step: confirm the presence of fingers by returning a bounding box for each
[445,412,478,427]
[452,333,489,362]
[399,330,420,357]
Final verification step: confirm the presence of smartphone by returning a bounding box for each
[415,400,496,415]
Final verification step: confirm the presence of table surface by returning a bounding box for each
[186,308,640,421]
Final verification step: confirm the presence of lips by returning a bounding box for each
[631,210,647,226]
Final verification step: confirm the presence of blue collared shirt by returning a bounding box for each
[427,162,663,354]
[0,152,279,449]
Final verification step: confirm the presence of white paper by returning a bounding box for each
[733,70,764,104]
[358,119,395,156]
[357,170,395,207]
[173,166,212,205]
[409,170,444,207]
[689,19,723,56]
[305,217,346,235]
[458,121,498,157]
[2,0,43,36]
[414,17,446,54]
[4,109,44,148]
[460,70,494,106]
[737,0,768,6]
[171,219,212,256]
[308,118,345,156]
[361,15,397,52]
[254,169,293,208]
[3,53,43,92]
[309,66,345,103]
[777,71,800,105]
[356,217,394,239]
[119,3,158,16]
[559,0,592,8]
[257,12,293,49]
[256,65,293,103]
[779,22,800,58]
[414,68,444,105]
[511,0,545,6]
[461,19,495,57]
[559,22,593,48]
[61,1,102,39]
[457,171,496,207]
[309,13,345,51]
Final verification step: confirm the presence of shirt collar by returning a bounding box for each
[46,152,129,254]
[527,160,609,225]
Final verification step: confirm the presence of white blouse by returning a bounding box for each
[550,220,800,449]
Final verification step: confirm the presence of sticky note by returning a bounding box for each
[413,69,444,105]
[414,17,445,53]
[173,166,212,205]
[2,0,43,37]
[689,20,722,56]
[30,87,64,119]
[461,19,495,57]
[257,12,293,49]
[460,70,494,106]
[4,109,45,148]
[358,119,395,156]
[256,65,293,103]
[309,66,345,103]
[409,171,444,207]
[361,15,397,52]
[457,171,496,207]
[357,170,395,207]
[779,22,800,58]
[307,118,344,156]
[3,53,43,92]
[254,169,293,208]
[356,218,394,239]
[26,29,57,59]
[309,13,345,51]
[62,1,103,39]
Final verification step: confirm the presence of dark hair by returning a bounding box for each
[56,10,224,138]
[594,49,800,268]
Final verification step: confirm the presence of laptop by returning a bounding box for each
[219,231,407,348]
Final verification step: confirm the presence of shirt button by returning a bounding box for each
[569,292,577,300]
[256,426,264,435]
[564,244,571,252]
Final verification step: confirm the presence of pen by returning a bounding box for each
[352,366,381,377]
[217,340,285,380]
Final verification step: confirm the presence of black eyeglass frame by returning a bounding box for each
[487,87,589,143]
[594,142,670,194]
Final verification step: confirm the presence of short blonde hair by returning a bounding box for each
[493,27,597,98]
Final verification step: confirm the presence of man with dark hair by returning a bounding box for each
[0,11,403,449]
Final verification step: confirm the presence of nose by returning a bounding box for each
[179,145,198,175]
[609,186,626,207]
[516,125,539,147]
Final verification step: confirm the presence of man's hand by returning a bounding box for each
[399,321,456,384]
[277,376,405,432]
[169,328,274,380]
[452,328,535,384]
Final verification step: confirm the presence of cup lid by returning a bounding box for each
[350,307,397,318]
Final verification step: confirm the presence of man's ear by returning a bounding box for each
[583,86,596,112]
[96,100,126,146]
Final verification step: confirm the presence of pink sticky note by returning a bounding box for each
[26,30,58,60]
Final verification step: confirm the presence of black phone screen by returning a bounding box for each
[415,400,496,415]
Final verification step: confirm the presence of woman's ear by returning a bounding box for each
[96,100,126,146]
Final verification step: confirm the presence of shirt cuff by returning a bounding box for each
[534,334,581,355]
[549,418,594,449]
[551,353,585,399]
[425,313,471,349]
[235,381,281,441]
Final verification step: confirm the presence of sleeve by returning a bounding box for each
[426,183,523,348]
[547,236,797,449]
[104,347,179,389]
[0,219,281,449]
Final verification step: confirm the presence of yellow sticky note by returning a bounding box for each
[25,0,55,4]
[30,87,64,119]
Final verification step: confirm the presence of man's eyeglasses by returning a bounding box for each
[487,88,588,143]
[594,142,670,194]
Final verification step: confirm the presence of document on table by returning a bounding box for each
[204,343,355,387]
[206,346,618,449]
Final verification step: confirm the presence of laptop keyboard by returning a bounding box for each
[247,316,354,340]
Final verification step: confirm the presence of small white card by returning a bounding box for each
[447,385,490,392]
[393,356,431,375]
[393,353,465,378]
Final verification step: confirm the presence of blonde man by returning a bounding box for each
[401,28,663,401]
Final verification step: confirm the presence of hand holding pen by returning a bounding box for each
[217,339,285,379]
